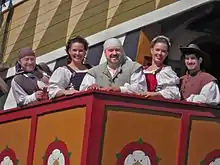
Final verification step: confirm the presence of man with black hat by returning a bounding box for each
[11,47,51,106]
[179,44,220,105]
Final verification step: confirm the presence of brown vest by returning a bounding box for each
[180,71,216,100]
[14,69,43,95]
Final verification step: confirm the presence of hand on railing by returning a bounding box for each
[87,84,100,90]
[64,89,79,96]
[139,91,162,99]
[100,87,121,92]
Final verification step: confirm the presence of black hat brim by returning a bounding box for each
[179,47,211,69]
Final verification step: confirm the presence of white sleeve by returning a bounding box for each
[156,66,181,100]
[186,81,220,105]
[11,79,37,106]
[158,85,181,100]
[48,67,72,99]
[79,73,96,91]
[120,68,148,93]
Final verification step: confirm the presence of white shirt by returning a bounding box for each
[48,67,88,99]
[80,67,148,94]
[144,66,181,100]
[11,73,47,106]
[186,81,220,105]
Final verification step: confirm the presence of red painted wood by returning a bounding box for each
[0,95,91,123]
[81,96,94,165]
[0,91,218,165]
[98,100,215,117]
[81,96,105,165]
[27,115,38,165]
[176,114,190,165]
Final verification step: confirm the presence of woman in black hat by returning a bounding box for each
[180,44,220,105]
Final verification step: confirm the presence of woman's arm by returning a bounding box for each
[48,67,72,99]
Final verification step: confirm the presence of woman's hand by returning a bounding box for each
[64,89,79,96]
[140,92,161,98]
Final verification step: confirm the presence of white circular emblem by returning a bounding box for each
[124,150,151,165]
[209,158,220,165]
[0,156,13,165]
[47,149,65,165]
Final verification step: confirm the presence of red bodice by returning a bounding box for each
[145,73,157,92]
[143,66,162,92]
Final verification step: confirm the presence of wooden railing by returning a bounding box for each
[0,90,219,165]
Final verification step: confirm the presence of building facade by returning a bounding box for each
[0,0,175,67]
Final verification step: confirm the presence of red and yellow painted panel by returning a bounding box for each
[187,118,220,165]
[33,107,86,165]
[101,108,180,165]
[0,119,31,165]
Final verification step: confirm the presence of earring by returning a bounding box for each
[199,57,203,64]
[83,53,88,64]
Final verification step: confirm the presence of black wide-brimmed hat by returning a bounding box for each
[179,44,211,69]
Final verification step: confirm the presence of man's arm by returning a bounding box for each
[11,79,37,106]
[186,81,220,105]
[120,68,148,94]
[80,73,96,91]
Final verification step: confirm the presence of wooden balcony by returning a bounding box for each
[0,90,219,165]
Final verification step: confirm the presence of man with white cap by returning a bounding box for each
[180,44,220,105]
[80,38,147,93]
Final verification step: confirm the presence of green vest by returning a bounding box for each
[87,60,141,87]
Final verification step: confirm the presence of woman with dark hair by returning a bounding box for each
[48,36,91,99]
[142,35,180,99]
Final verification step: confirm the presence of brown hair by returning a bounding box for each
[66,36,89,64]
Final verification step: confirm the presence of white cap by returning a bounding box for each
[103,38,123,50]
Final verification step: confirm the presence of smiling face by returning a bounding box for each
[19,55,36,72]
[151,42,168,66]
[184,54,201,72]
[104,46,123,65]
[68,42,86,65]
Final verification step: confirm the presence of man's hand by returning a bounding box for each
[101,87,121,92]
[35,91,44,100]
[87,84,100,90]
